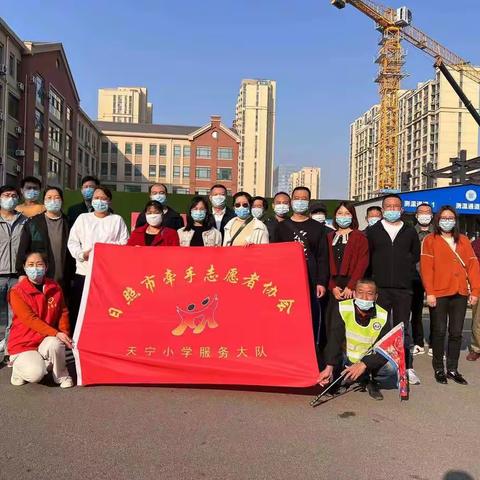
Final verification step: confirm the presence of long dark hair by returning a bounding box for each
[332,201,359,230]
[185,196,211,231]
[433,205,460,243]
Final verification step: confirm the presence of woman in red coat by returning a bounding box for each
[128,201,179,247]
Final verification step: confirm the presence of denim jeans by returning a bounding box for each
[0,276,18,356]
[341,358,398,389]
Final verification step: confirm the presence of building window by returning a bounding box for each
[111,163,117,176]
[101,163,108,175]
[49,90,63,120]
[124,184,141,193]
[173,187,189,194]
[34,75,45,105]
[183,166,190,178]
[8,93,19,120]
[149,144,157,156]
[183,146,191,158]
[159,165,167,177]
[124,163,132,177]
[196,167,211,179]
[48,154,61,184]
[149,165,156,177]
[33,146,42,177]
[64,163,71,186]
[217,168,232,180]
[135,143,142,155]
[7,134,17,158]
[9,53,15,77]
[34,110,44,140]
[196,146,211,159]
[101,141,109,154]
[66,107,73,131]
[78,148,83,166]
[125,142,132,155]
[134,165,142,177]
[173,145,181,157]
[48,124,62,152]
[173,166,180,178]
[159,144,167,156]
[66,134,72,159]
[218,147,233,160]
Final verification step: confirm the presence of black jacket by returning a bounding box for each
[366,221,420,290]
[207,207,236,241]
[136,206,184,231]
[67,202,92,228]
[16,213,74,294]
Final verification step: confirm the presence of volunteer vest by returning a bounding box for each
[8,278,64,355]
[338,299,388,363]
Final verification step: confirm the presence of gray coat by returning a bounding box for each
[0,213,29,275]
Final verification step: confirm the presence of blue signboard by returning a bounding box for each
[399,184,480,215]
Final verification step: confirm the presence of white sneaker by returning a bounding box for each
[59,377,74,389]
[407,368,421,385]
[10,372,26,386]
[411,345,425,356]
[427,348,433,357]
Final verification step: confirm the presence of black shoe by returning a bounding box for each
[366,380,384,401]
[446,370,468,385]
[434,370,448,384]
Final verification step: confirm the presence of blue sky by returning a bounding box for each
[2,0,480,197]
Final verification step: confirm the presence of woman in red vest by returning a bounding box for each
[8,252,73,388]
[128,200,179,247]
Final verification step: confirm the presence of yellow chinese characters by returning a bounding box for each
[224,268,239,284]
[184,267,196,284]
[236,346,248,358]
[277,299,295,315]
[218,346,229,359]
[242,272,260,290]
[141,275,156,293]
[123,287,141,306]
[126,346,137,356]
[163,269,176,287]
[204,265,219,282]
[255,345,267,358]
[108,307,123,318]
[199,346,211,358]
[262,282,278,297]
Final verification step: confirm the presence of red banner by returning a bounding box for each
[73,242,319,387]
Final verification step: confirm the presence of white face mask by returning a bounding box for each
[416,214,433,226]
[312,213,326,223]
[146,213,163,227]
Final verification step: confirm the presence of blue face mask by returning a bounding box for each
[24,189,40,201]
[274,204,290,216]
[1,197,19,211]
[354,298,375,311]
[336,216,352,228]
[235,206,251,220]
[191,209,206,222]
[292,200,309,214]
[25,266,46,283]
[44,199,62,213]
[383,210,401,223]
[82,187,95,200]
[92,199,109,213]
[439,219,456,232]
[367,217,381,227]
[151,193,167,205]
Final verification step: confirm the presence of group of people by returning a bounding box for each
[0,176,479,400]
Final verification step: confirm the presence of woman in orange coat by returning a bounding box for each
[420,205,480,386]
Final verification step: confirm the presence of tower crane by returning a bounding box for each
[331,0,480,192]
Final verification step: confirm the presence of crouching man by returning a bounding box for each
[318,278,396,401]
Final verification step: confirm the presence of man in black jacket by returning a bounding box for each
[207,184,235,241]
[135,183,183,231]
[67,176,99,227]
[367,194,421,385]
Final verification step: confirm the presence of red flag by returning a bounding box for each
[373,323,408,399]
[73,242,319,387]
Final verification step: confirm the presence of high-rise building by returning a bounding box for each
[289,167,321,198]
[96,115,239,194]
[349,68,480,201]
[273,164,297,194]
[98,87,153,124]
[234,79,276,197]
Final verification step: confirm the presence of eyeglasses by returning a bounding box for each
[234,203,249,208]
[440,217,456,221]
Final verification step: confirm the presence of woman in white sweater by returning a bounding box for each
[67,186,129,331]
[223,192,269,246]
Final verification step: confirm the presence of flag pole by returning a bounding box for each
[310,370,348,407]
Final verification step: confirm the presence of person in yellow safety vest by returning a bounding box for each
[318,278,397,401]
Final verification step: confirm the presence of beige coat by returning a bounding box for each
[177,227,222,247]
[223,217,269,246]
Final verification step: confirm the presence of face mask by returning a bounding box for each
[211,195,226,208]
[91,199,109,213]
[312,213,326,223]
[292,200,309,214]
[44,199,62,213]
[367,217,381,227]
[274,204,289,217]
[82,187,95,200]
[354,298,375,311]
[336,216,352,228]
[151,193,166,205]
[146,213,163,227]
[25,266,46,283]
[1,197,19,211]
[251,207,264,219]
[24,189,40,201]
[417,214,432,226]
[383,210,401,223]
[235,206,250,220]
[191,210,206,222]
[439,219,455,232]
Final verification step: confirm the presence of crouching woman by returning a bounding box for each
[7,252,73,388]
